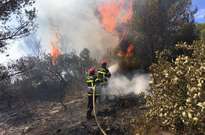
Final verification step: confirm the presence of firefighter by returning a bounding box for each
[85,67,100,120]
[96,60,111,102]
[97,60,111,86]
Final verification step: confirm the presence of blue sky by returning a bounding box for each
[193,0,205,23]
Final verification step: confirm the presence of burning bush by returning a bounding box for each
[146,41,205,134]
[97,0,140,70]
[114,39,140,71]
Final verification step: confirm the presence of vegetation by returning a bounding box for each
[0,49,96,109]
[0,0,36,51]
[197,23,205,41]
[131,0,197,69]
[147,41,205,134]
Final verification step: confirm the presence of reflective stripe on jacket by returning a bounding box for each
[85,75,100,96]
[97,67,111,84]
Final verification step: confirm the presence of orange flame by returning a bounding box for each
[118,44,135,58]
[126,44,134,57]
[50,32,61,65]
[98,0,120,32]
[98,0,133,33]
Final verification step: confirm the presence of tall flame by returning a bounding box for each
[97,0,133,33]
[98,0,121,32]
[50,32,61,65]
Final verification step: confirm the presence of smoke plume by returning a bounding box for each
[104,64,150,96]
[107,73,150,95]
[36,0,118,58]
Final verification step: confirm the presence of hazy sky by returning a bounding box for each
[193,0,205,23]
[0,0,205,64]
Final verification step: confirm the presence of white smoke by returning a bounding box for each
[101,64,151,96]
[106,73,150,96]
[35,0,119,58]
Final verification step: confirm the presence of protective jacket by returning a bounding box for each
[97,67,111,85]
[85,75,100,96]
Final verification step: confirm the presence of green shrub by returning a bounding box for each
[146,41,205,134]
[201,29,205,41]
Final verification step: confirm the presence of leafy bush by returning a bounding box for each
[201,29,205,41]
[196,23,205,41]
[146,41,205,134]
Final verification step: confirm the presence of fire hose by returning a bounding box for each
[93,87,108,135]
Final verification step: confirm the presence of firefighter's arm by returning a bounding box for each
[106,69,111,78]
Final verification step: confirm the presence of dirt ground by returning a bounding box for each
[0,95,173,135]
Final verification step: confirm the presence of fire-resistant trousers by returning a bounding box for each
[87,95,98,119]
